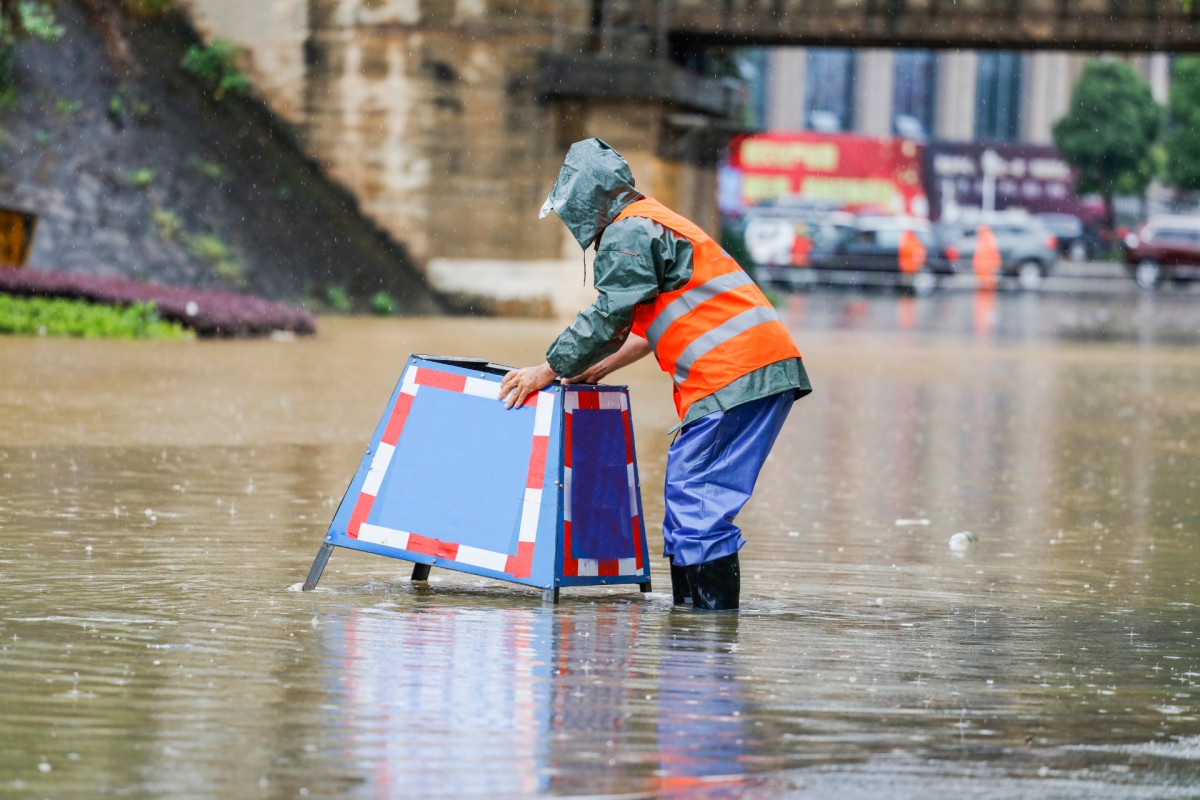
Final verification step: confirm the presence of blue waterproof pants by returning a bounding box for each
[662,391,794,567]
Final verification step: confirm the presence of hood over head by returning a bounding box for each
[541,138,642,249]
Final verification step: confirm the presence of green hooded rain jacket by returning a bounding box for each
[542,138,811,429]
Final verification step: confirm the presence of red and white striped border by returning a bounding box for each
[345,364,553,580]
[561,390,646,578]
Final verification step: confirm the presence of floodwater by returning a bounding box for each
[1,288,1199,799]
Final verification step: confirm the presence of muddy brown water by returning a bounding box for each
[1,290,1199,799]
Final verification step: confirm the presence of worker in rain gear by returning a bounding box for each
[898,229,926,275]
[499,138,812,611]
[973,224,1001,291]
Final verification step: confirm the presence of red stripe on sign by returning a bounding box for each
[522,392,539,408]
[599,559,619,577]
[632,515,643,570]
[622,410,633,464]
[415,369,467,393]
[347,493,375,538]
[563,412,573,470]
[562,521,577,576]
[505,541,535,578]
[526,435,548,489]
[381,391,414,446]
[407,533,459,561]
[576,391,600,410]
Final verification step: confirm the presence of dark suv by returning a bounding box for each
[1036,212,1104,262]
[1122,216,1200,289]
[802,215,958,295]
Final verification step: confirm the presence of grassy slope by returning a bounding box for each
[0,4,443,314]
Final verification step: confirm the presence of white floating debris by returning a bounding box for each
[949,531,978,551]
[895,518,931,527]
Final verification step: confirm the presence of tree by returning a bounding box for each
[1052,60,1162,230]
[1165,56,1200,195]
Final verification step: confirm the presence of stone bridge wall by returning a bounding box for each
[185,0,726,315]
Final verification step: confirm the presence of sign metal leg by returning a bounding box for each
[302,543,334,591]
[411,563,432,581]
[542,587,560,604]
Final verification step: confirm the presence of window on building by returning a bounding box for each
[975,52,1024,141]
[734,48,770,130]
[805,49,856,132]
[893,50,937,139]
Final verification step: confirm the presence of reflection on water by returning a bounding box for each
[1,292,1199,797]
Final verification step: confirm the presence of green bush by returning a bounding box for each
[370,291,396,316]
[127,167,156,188]
[183,232,243,284]
[181,39,249,100]
[0,294,191,339]
[151,208,181,240]
[324,285,352,314]
[189,155,228,182]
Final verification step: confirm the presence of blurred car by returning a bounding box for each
[763,214,957,295]
[742,201,843,270]
[1121,215,1200,289]
[1035,212,1104,262]
[938,212,1059,290]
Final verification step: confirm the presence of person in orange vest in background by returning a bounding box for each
[973,223,1001,290]
[898,228,926,276]
[790,220,813,267]
[498,138,812,611]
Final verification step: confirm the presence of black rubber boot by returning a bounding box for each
[669,560,692,605]
[685,553,740,611]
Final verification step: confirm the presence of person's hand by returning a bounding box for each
[561,335,651,386]
[562,361,609,385]
[498,362,557,409]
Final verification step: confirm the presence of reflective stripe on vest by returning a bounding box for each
[615,197,802,421]
[642,269,756,349]
[672,304,782,384]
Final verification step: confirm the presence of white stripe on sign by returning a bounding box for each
[401,366,419,396]
[357,523,410,551]
[598,392,623,410]
[563,392,578,412]
[576,559,599,577]
[519,488,543,542]
[562,467,572,522]
[534,392,555,435]
[361,442,395,496]
[455,544,509,572]
[626,462,638,516]
[618,558,638,575]
[463,376,496,399]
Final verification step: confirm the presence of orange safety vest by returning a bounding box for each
[898,230,926,274]
[973,224,1001,281]
[615,197,802,421]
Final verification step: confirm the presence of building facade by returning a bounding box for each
[761,48,1172,146]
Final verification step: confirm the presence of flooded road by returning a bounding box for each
[1,289,1199,799]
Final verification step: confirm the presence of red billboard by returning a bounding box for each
[726,132,929,217]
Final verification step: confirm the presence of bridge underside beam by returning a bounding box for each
[657,2,1200,53]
